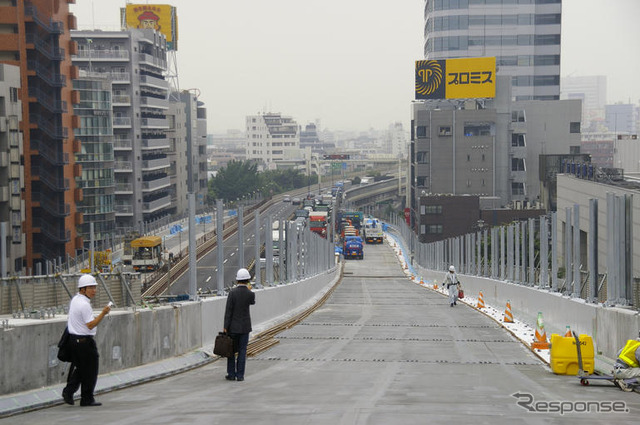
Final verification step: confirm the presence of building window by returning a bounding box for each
[570,122,581,133]
[511,182,525,196]
[422,205,442,215]
[464,124,491,136]
[511,133,525,147]
[511,158,525,171]
[416,126,427,138]
[416,176,427,187]
[439,126,451,136]
[467,154,471,162]
[425,224,443,234]
[10,87,18,103]
[416,151,429,164]
[511,110,526,122]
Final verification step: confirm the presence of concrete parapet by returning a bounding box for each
[0,266,340,396]
[416,266,640,363]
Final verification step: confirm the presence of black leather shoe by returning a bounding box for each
[62,391,74,405]
[225,375,235,381]
[80,401,102,407]
[236,377,244,382]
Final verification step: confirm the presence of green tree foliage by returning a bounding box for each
[208,161,319,203]
[352,176,361,185]
[208,160,260,202]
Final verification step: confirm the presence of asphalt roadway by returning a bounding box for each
[4,242,639,425]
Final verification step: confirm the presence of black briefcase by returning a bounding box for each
[213,332,234,358]
[57,326,72,362]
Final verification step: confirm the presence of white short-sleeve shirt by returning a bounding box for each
[67,293,97,336]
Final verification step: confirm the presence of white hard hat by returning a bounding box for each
[449,265,455,272]
[78,274,97,288]
[236,268,251,281]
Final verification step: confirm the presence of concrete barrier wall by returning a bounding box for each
[415,265,640,363]
[0,267,340,395]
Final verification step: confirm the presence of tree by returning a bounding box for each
[208,160,260,202]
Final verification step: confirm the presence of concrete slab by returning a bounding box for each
[2,243,639,424]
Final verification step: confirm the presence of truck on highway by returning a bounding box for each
[363,218,384,244]
[309,211,328,238]
[343,236,364,260]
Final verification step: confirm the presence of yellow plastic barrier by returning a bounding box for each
[549,333,594,375]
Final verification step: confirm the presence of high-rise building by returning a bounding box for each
[72,73,115,248]
[72,29,172,234]
[0,64,26,275]
[387,122,408,158]
[0,1,82,271]
[179,91,208,212]
[423,0,561,101]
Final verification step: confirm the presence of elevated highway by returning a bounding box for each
[3,238,639,423]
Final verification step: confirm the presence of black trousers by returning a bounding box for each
[63,336,100,404]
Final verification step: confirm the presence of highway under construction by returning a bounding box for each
[4,241,639,424]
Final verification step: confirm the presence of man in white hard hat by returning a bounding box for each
[443,265,460,307]
[223,268,256,381]
[62,274,111,406]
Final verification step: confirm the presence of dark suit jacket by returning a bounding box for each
[224,284,255,334]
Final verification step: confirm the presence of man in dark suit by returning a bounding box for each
[224,268,256,381]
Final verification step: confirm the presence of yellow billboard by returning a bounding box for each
[122,4,178,50]
[415,57,495,100]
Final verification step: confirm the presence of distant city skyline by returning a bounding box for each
[71,0,640,132]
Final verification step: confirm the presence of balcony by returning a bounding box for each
[77,178,114,189]
[114,161,133,172]
[115,183,133,193]
[140,117,169,129]
[143,195,171,213]
[113,117,132,128]
[138,53,166,68]
[34,217,71,243]
[113,139,132,150]
[142,176,170,192]
[140,96,168,109]
[73,49,129,61]
[141,157,170,171]
[110,72,131,83]
[114,204,134,215]
[139,74,169,90]
[33,191,71,217]
[112,95,131,105]
[141,138,170,150]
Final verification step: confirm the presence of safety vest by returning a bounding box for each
[619,340,640,368]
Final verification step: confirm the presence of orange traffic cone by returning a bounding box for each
[503,300,514,323]
[420,277,424,284]
[477,291,485,309]
[434,283,438,290]
[531,312,550,349]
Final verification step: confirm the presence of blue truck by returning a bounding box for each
[343,236,364,260]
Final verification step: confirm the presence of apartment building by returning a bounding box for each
[245,113,300,169]
[0,0,81,270]
[72,29,171,233]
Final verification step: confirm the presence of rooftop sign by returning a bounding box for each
[415,57,495,100]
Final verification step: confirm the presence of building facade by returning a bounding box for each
[72,72,115,247]
[423,0,561,101]
[561,75,607,132]
[0,1,82,270]
[245,113,300,169]
[605,103,639,134]
[387,122,408,158]
[0,64,26,275]
[410,76,581,226]
[72,29,171,234]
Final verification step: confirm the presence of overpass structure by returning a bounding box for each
[342,176,407,210]
[2,233,639,422]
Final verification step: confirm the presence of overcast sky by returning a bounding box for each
[71,0,640,133]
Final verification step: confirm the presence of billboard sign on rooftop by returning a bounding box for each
[415,57,495,100]
[122,4,178,51]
